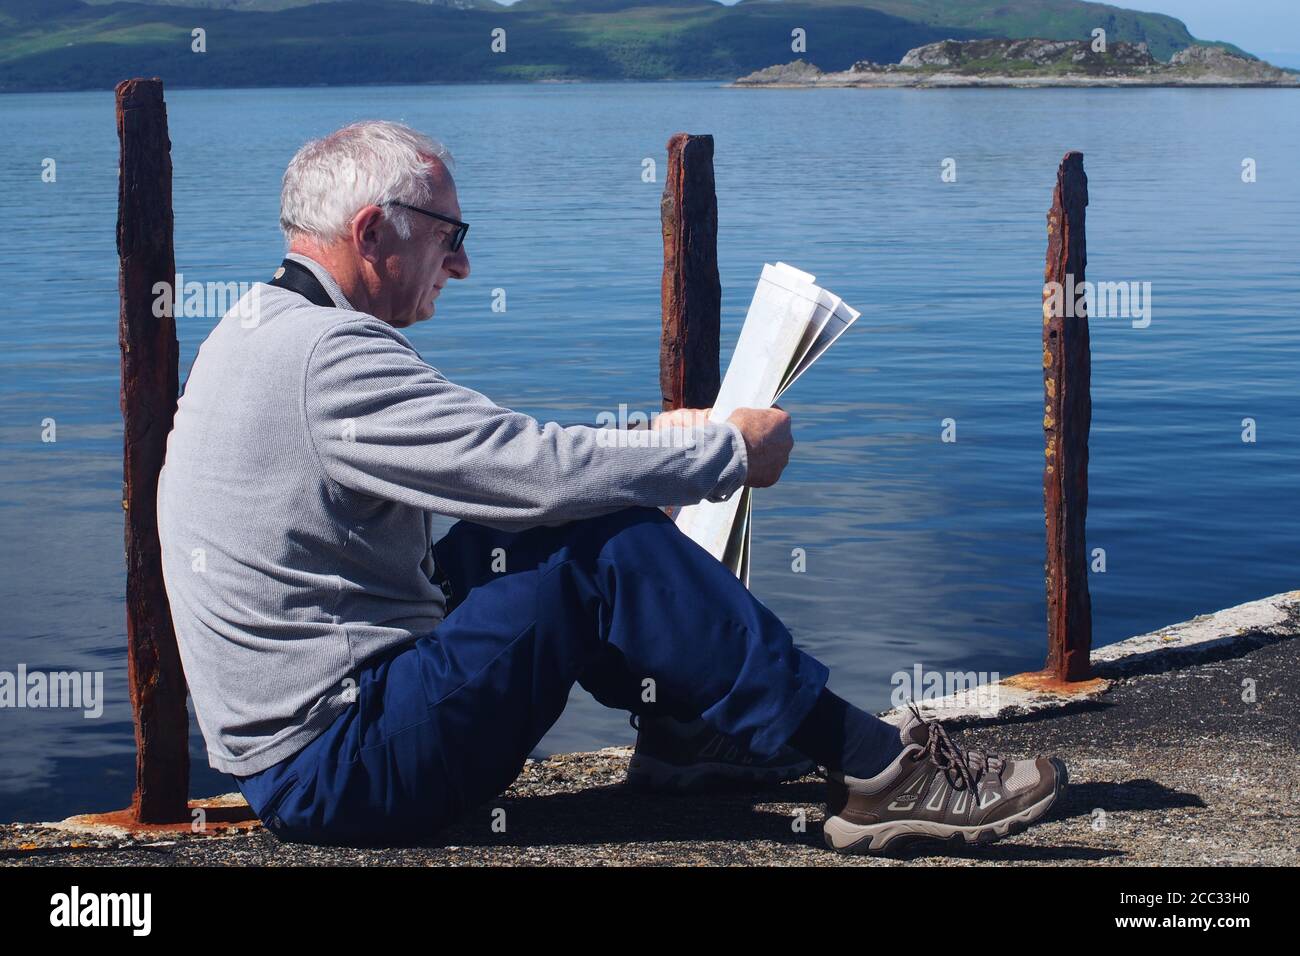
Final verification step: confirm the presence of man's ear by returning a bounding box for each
[350,205,387,263]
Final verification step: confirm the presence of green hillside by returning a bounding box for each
[735,0,1248,61]
[0,0,1253,91]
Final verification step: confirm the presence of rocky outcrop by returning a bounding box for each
[899,37,1156,72]
[1171,44,1240,66]
[735,39,1297,88]
[1169,44,1288,80]
[735,59,823,84]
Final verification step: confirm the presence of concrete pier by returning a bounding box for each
[4,590,1296,866]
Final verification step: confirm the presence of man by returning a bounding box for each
[157,120,1067,854]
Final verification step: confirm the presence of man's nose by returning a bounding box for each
[445,245,470,280]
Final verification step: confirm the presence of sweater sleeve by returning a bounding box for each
[301,318,748,531]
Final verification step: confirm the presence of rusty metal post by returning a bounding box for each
[116,77,189,822]
[1041,151,1093,682]
[660,133,721,412]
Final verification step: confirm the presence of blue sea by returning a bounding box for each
[0,82,1296,823]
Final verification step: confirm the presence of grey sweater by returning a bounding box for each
[157,254,748,775]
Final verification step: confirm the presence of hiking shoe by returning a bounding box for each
[822,702,1068,855]
[625,714,817,792]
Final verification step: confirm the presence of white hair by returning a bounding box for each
[279,120,456,245]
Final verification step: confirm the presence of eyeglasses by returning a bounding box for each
[382,201,469,252]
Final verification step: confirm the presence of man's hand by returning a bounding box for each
[651,405,793,489]
[726,406,793,488]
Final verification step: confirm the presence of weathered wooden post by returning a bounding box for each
[1041,151,1093,683]
[660,133,721,412]
[116,77,189,822]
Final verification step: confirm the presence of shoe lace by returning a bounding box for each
[907,702,1005,793]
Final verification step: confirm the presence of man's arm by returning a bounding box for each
[302,318,748,531]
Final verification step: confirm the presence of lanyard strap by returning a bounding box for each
[269,259,336,308]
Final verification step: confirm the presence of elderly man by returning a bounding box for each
[157,120,1067,854]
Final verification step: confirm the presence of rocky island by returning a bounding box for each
[734,39,1299,89]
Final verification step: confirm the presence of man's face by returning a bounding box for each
[376,163,470,329]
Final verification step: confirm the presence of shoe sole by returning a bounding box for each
[822,757,1069,855]
[626,753,816,793]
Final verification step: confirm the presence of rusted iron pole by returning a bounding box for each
[660,133,721,412]
[1041,150,1093,682]
[116,77,189,822]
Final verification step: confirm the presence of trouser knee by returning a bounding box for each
[544,505,677,567]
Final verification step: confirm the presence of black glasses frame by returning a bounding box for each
[382,200,468,252]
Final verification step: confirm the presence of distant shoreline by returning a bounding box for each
[0,77,743,95]
[4,3,1292,97]
[5,43,1297,96]
[0,77,717,97]
[4,76,1296,98]
[729,78,1300,90]
[733,40,1299,91]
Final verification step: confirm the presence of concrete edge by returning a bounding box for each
[875,589,1300,728]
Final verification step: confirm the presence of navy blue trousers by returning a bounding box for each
[233,505,830,846]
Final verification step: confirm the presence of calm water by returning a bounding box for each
[1,83,1297,823]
